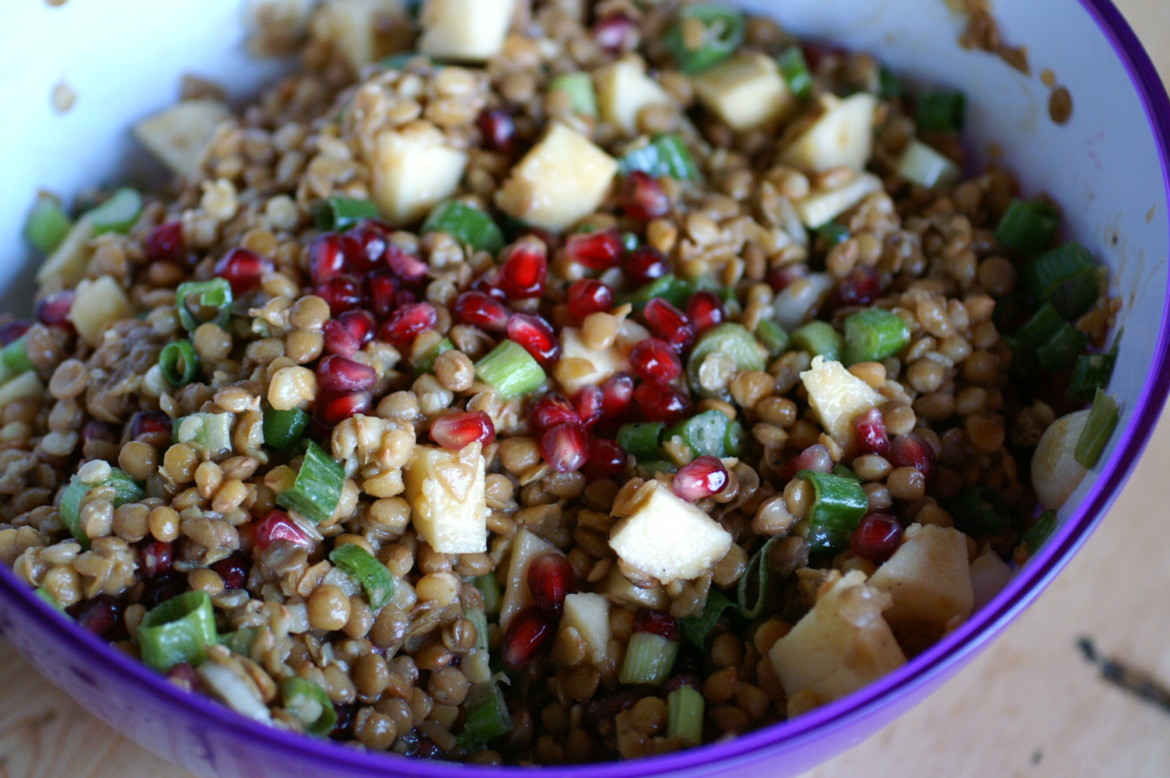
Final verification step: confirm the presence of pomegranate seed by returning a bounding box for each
[663,673,703,695]
[582,437,626,479]
[308,233,355,285]
[889,433,937,480]
[385,244,429,283]
[506,313,561,366]
[315,389,373,426]
[642,298,694,351]
[453,291,510,332]
[128,411,172,447]
[618,171,670,221]
[624,246,668,286]
[68,595,122,638]
[137,540,173,578]
[593,12,638,53]
[791,443,833,475]
[378,301,437,346]
[211,551,249,589]
[566,279,614,320]
[469,268,507,300]
[632,382,690,423]
[527,553,575,619]
[82,421,119,456]
[629,338,683,384]
[583,690,641,728]
[573,385,603,427]
[317,354,377,393]
[365,269,399,320]
[214,247,271,295]
[499,239,548,298]
[801,40,846,70]
[314,274,365,316]
[850,513,904,563]
[528,392,578,433]
[35,290,75,329]
[565,230,622,271]
[686,291,726,334]
[540,422,589,473]
[0,320,31,346]
[145,221,185,263]
[331,703,359,740]
[403,733,445,760]
[673,456,730,502]
[347,221,389,270]
[167,662,201,692]
[323,309,376,357]
[632,609,679,640]
[430,411,496,450]
[600,373,635,419]
[853,407,890,457]
[478,108,517,154]
[142,572,186,609]
[252,510,312,550]
[837,265,883,308]
[502,606,556,667]
[767,263,809,292]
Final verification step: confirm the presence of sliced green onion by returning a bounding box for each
[1022,510,1057,554]
[59,468,144,549]
[25,193,72,254]
[137,590,218,671]
[617,422,665,461]
[879,66,904,100]
[466,607,490,653]
[756,319,789,357]
[666,684,705,746]
[1014,303,1086,372]
[799,470,868,553]
[106,467,146,505]
[637,460,678,476]
[843,308,911,365]
[86,188,143,235]
[778,47,813,100]
[414,336,455,375]
[329,543,394,609]
[474,573,502,619]
[792,320,844,362]
[175,278,233,332]
[678,588,736,649]
[619,134,700,181]
[915,90,966,133]
[665,410,730,459]
[458,682,512,750]
[737,537,778,619]
[618,630,680,685]
[1069,329,1121,402]
[0,337,34,376]
[686,323,767,390]
[618,274,693,310]
[34,587,64,611]
[832,463,862,482]
[1026,242,1101,320]
[945,486,1011,536]
[422,201,505,254]
[620,231,640,252]
[159,340,200,387]
[1074,388,1119,469]
[664,3,745,74]
[474,340,545,399]
[995,198,1061,255]
[816,220,850,247]
[280,677,337,737]
[548,72,598,117]
[724,421,745,457]
[176,412,234,456]
[263,406,310,453]
[219,627,258,656]
[276,441,345,525]
[311,196,379,232]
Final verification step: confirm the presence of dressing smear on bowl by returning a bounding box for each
[2,0,1120,765]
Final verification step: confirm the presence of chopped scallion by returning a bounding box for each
[25,193,72,254]
[137,590,217,671]
[995,198,1061,255]
[879,66,904,100]
[414,336,455,375]
[548,72,598,117]
[159,340,201,387]
[329,543,394,609]
[1022,510,1058,554]
[311,196,379,232]
[465,607,490,653]
[0,337,34,376]
[474,340,545,399]
[176,412,234,456]
[945,486,1011,536]
[280,677,337,737]
[723,421,745,457]
[666,684,705,746]
[637,460,678,476]
[1026,242,1101,319]
[915,90,966,133]
[792,320,843,362]
[665,410,731,459]
[1074,388,1120,469]
[737,537,777,618]
[1069,329,1121,402]
[34,587,64,611]
[778,47,813,100]
[86,188,143,235]
[474,573,502,619]
[617,422,665,462]
[756,319,789,356]
[618,630,679,685]
[175,278,233,332]
[678,588,736,648]
[620,231,640,252]
[617,274,693,310]
[220,627,258,656]
[686,322,767,390]
[619,134,700,181]
[276,441,345,525]
[457,682,512,749]
[799,470,868,553]
[380,52,432,70]
[262,406,310,453]
[816,220,850,247]
[664,3,745,74]
[422,201,505,254]
[58,468,145,549]
[842,308,911,365]
[1014,303,1086,372]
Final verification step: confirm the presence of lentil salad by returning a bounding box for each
[1,0,1122,766]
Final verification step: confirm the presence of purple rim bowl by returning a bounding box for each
[2,1,1169,776]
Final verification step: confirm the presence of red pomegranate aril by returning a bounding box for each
[145,221,185,263]
[582,437,626,479]
[167,662,201,693]
[629,338,683,384]
[889,433,937,480]
[379,301,437,346]
[618,171,670,221]
[528,392,578,433]
[316,389,373,426]
[82,420,119,447]
[850,513,904,563]
[0,320,31,346]
[477,108,517,154]
[453,291,510,332]
[566,279,614,320]
[347,221,389,269]
[128,411,172,447]
[323,309,376,357]
[853,407,890,457]
[593,12,638,53]
[527,553,576,619]
[252,510,312,550]
[790,443,833,475]
[365,269,399,320]
[662,673,703,695]
[600,372,635,419]
[837,265,883,308]
[565,230,622,271]
[214,247,272,295]
[507,313,561,365]
[642,298,694,352]
[767,263,809,292]
[540,422,589,473]
[35,289,75,329]
[624,246,668,286]
[68,595,122,638]
[211,551,249,589]
[137,540,174,578]
[430,411,496,450]
[573,385,603,427]
[317,354,377,393]
[142,572,186,609]
[632,381,690,423]
[499,239,548,298]
[686,290,726,334]
[315,274,365,316]
[308,233,351,285]
[672,455,730,502]
[502,606,556,667]
[331,703,359,740]
[469,268,507,300]
[632,609,679,640]
[385,244,429,282]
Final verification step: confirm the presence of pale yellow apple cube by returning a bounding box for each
[371,123,468,226]
[792,171,883,229]
[779,92,878,173]
[310,0,411,71]
[498,528,557,630]
[800,355,883,446]
[561,593,611,665]
[403,441,487,553]
[69,276,132,347]
[134,99,232,179]
[595,55,674,135]
[692,52,796,131]
[419,0,515,62]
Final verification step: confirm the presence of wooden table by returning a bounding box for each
[4,1,1170,775]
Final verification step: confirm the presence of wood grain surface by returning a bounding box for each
[3,1,1170,776]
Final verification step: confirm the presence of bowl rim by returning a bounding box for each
[2,0,1169,775]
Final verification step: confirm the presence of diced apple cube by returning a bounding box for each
[594,55,674,135]
[554,326,630,396]
[496,123,618,233]
[792,171,883,228]
[371,123,468,226]
[608,480,732,584]
[561,592,611,665]
[134,99,232,179]
[970,546,1013,610]
[69,276,132,347]
[403,441,487,553]
[310,0,411,71]
[778,93,878,173]
[498,528,557,630]
[799,355,883,446]
[769,570,906,710]
[418,0,515,62]
[36,217,94,288]
[895,139,961,191]
[692,52,796,131]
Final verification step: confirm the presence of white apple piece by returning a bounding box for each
[773,272,834,330]
[895,139,962,191]
[310,0,411,71]
[778,92,878,173]
[560,592,611,665]
[402,441,487,553]
[799,355,884,447]
[371,123,468,226]
[969,546,1014,610]
[36,217,94,288]
[496,123,619,232]
[418,0,515,63]
[594,55,674,135]
[498,528,557,630]
[68,276,132,347]
[792,171,883,229]
[134,99,232,179]
[555,326,631,396]
[691,52,796,131]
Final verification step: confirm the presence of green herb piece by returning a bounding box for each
[1075,388,1120,469]
[458,682,512,750]
[1022,510,1058,554]
[664,3,745,74]
[276,441,345,524]
[816,220,850,247]
[617,422,666,461]
[329,543,394,609]
[842,308,911,365]
[159,340,200,387]
[945,486,1011,536]
[665,410,731,459]
[474,574,502,619]
[678,588,736,649]
[915,90,966,133]
[311,196,379,232]
[137,591,217,671]
[1026,242,1101,320]
[799,470,869,553]
[737,537,778,618]
[475,340,545,399]
[1014,303,1087,372]
[792,320,844,362]
[778,47,813,100]
[86,188,143,235]
[1069,329,1121,401]
[422,201,505,254]
[175,278,233,332]
[996,198,1061,255]
[617,273,693,310]
[25,194,72,254]
[280,677,337,737]
[262,406,310,453]
[619,134,700,181]
[878,66,904,100]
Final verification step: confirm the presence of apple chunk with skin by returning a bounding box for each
[371,123,468,226]
[498,528,558,631]
[403,441,487,553]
